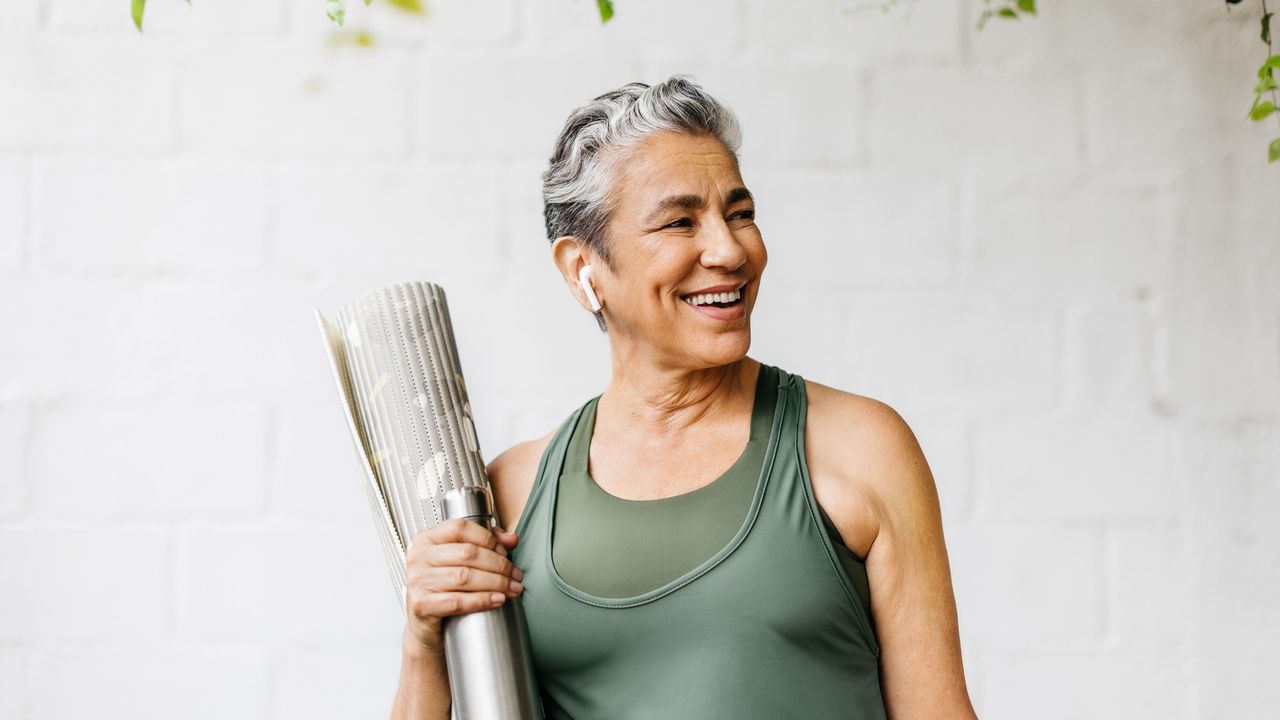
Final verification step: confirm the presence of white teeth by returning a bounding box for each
[682,288,742,306]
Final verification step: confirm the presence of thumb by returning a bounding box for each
[494,527,520,549]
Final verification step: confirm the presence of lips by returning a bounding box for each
[683,287,742,307]
[682,293,747,321]
[680,279,747,303]
[678,278,750,321]
[679,280,748,298]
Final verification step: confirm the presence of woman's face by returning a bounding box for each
[592,130,766,369]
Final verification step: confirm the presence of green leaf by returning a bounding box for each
[329,29,377,48]
[131,0,145,31]
[596,0,614,24]
[1258,69,1277,102]
[386,0,425,14]
[1016,0,1036,14]
[997,7,1018,19]
[1263,11,1274,44]
[1266,54,1280,69]
[364,0,373,5]
[327,0,346,25]
[1252,101,1276,122]
[1270,138,1280,164]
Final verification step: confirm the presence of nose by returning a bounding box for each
[699,213,748,271]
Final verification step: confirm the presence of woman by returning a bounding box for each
[392,76,977,720]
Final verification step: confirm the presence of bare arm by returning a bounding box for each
[859,402,976,719]
[389,433,549,719]
[391,628,453,720]
[807,385,976,719]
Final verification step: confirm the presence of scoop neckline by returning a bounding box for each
[571,363,769,505]
[544,363,789,608]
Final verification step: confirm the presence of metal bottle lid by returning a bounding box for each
[440,486,494,522]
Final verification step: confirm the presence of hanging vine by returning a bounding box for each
[130,0,612,29]
[976,0,1037,30]
[1238,0,1280,162]
[126,0,1278,163]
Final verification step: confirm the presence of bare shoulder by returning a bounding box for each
[485,429,556,532]
[804,379,977,717]
[803,378,914,443]
[802,379,934,557]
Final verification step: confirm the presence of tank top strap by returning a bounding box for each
[511,401,587,539]
[560,395,600,476]
[766,366,881,657]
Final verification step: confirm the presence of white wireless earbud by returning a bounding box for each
[578,264,602,313]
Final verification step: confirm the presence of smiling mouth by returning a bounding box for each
[680,281,748,309]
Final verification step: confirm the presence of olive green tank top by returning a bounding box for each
[510,363,886,719]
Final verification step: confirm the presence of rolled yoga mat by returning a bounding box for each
[316,282,543,720]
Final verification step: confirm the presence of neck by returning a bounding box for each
[598,345,759,440]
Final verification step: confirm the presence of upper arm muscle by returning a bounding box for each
[809,386,976,719]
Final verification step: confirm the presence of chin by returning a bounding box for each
[686,328,752,368]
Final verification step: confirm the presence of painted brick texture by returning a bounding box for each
[1,0,1277,717]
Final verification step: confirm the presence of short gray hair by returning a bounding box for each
[541,75,743,267]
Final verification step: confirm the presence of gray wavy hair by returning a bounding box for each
[541,75,743,269]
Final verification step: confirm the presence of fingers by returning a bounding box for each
[415,520,520,559]
[409,590,509,620]
[403,566,521,620]
[432,563,523,595]
[402,521,530,646]
[496,527,518,542]
[432,542,524,583]
[423,518,505,552]
[407,520,525,590]
[403,520,526,627]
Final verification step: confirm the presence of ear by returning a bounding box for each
[551,235,603,313]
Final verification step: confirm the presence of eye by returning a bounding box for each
[664,217,693,229]
[733,209,756,221]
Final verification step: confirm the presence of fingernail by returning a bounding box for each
[497,545,508,557]
[490,592,506,604]
[510,580,524,593]
[512,567,524,581]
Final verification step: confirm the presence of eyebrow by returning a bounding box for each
[645,186,754,224]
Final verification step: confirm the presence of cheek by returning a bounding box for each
[747,232,768,270]
[650,246,701,287]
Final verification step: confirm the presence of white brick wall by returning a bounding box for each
[28,649,272,719]
[1,0,1277,717]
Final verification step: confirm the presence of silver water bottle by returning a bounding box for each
[440,486,543,720]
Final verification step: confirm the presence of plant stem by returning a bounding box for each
[1265,0,1280,131]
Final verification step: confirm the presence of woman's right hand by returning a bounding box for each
[402,518,524,656]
